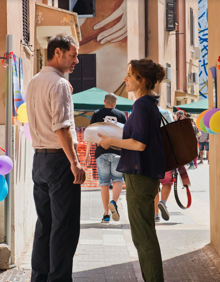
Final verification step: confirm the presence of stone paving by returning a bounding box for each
[1,161,220,281]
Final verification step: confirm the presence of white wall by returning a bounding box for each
[12,126,36,263]
[0,125,5,243]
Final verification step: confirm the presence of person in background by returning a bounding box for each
[98,59,166,282]
[198,131,209,164]
[154,107,174,222]
[187,118,201,169]
[26,34,85,282]
[85,93,127,223]
[176,110,185,120]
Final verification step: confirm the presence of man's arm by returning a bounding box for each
[85,142,92,165]
[56,127,85,184]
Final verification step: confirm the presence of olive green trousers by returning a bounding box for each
[124,173,164,282]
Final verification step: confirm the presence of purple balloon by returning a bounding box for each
[0,156,13,175]
[24,123,32,142]
[203,108,220,129]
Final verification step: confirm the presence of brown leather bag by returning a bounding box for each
[160,115,198,171]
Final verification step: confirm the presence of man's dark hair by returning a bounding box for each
[47,34,79,61]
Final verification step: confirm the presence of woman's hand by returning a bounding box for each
[97,134,112,149]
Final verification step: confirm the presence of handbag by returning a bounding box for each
[160,115,198,171]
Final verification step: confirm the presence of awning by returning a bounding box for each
[72,87,134,111]
[173,98,208,114]
[36,3,81,48]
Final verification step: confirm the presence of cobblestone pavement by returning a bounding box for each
[1,161,220,281]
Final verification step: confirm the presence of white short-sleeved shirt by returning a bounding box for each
[26,66,78,149]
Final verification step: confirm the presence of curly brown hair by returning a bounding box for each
[129,59,166,91]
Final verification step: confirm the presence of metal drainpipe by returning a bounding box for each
[145,0,148,57]
[4,34,13,250]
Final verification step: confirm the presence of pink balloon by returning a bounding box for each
[24,123,32,142]
[203,108,220,128]
[0,156,13,175]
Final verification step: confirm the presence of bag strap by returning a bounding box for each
[173,169,192,209]
[160,113,169,126]
[160,113,179,165]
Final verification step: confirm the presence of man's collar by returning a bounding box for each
[41,66,65,78]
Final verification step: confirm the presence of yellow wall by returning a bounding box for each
[208,0,220,256]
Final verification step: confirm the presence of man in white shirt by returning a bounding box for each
[27,34,85,282]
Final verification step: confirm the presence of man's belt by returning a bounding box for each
[35,145,78,154]
[35,148,64,153]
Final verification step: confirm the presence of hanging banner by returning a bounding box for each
[13,55,24,116]
[19,57,24,101]
[210,66,217,108]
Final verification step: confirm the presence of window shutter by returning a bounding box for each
[22,0,29,44]
[69,55,82,94]
[81,54,96,91]
[190,8,194,46]
[166,0,176,31]
[69,54,96,94]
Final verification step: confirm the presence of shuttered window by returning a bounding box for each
[190,8,194,46]
[22,0,29,44]
[69,54,96,94]
[166,0,176,31]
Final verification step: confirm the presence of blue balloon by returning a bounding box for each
[0,175,8,201]
[205,126,218,135]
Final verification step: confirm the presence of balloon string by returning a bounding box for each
[1,52,15,66]
[0,147,5,153]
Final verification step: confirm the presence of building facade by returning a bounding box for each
[0,0,80,264]
[56,0,199,111]
[207,0,220,258]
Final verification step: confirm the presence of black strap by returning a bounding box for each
[160,113,169,126]
[160,113,179,165]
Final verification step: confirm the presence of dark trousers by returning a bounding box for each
[31,151,81,282]
[124,173,164,282]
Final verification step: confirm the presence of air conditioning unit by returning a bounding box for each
[194,47,201,60]
[188,72,199,85]
[163,67,172,83]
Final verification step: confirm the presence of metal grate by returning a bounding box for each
[22,0,29,44]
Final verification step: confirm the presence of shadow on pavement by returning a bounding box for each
[163,248,220,282]
[80,223,131,229]
[72,261,138,282]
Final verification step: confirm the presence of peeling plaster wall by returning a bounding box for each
[0,0,37,264]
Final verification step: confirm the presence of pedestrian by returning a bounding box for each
[26,34,86,282]
[187,118,201,169]
[98,59,166,282]
[176,110,185,120]
[155,107,174,222]
[85,93,127,223]
[198,131,209,164]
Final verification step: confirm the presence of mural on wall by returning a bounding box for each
[198,0,208,99]
[78,0,127,93]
